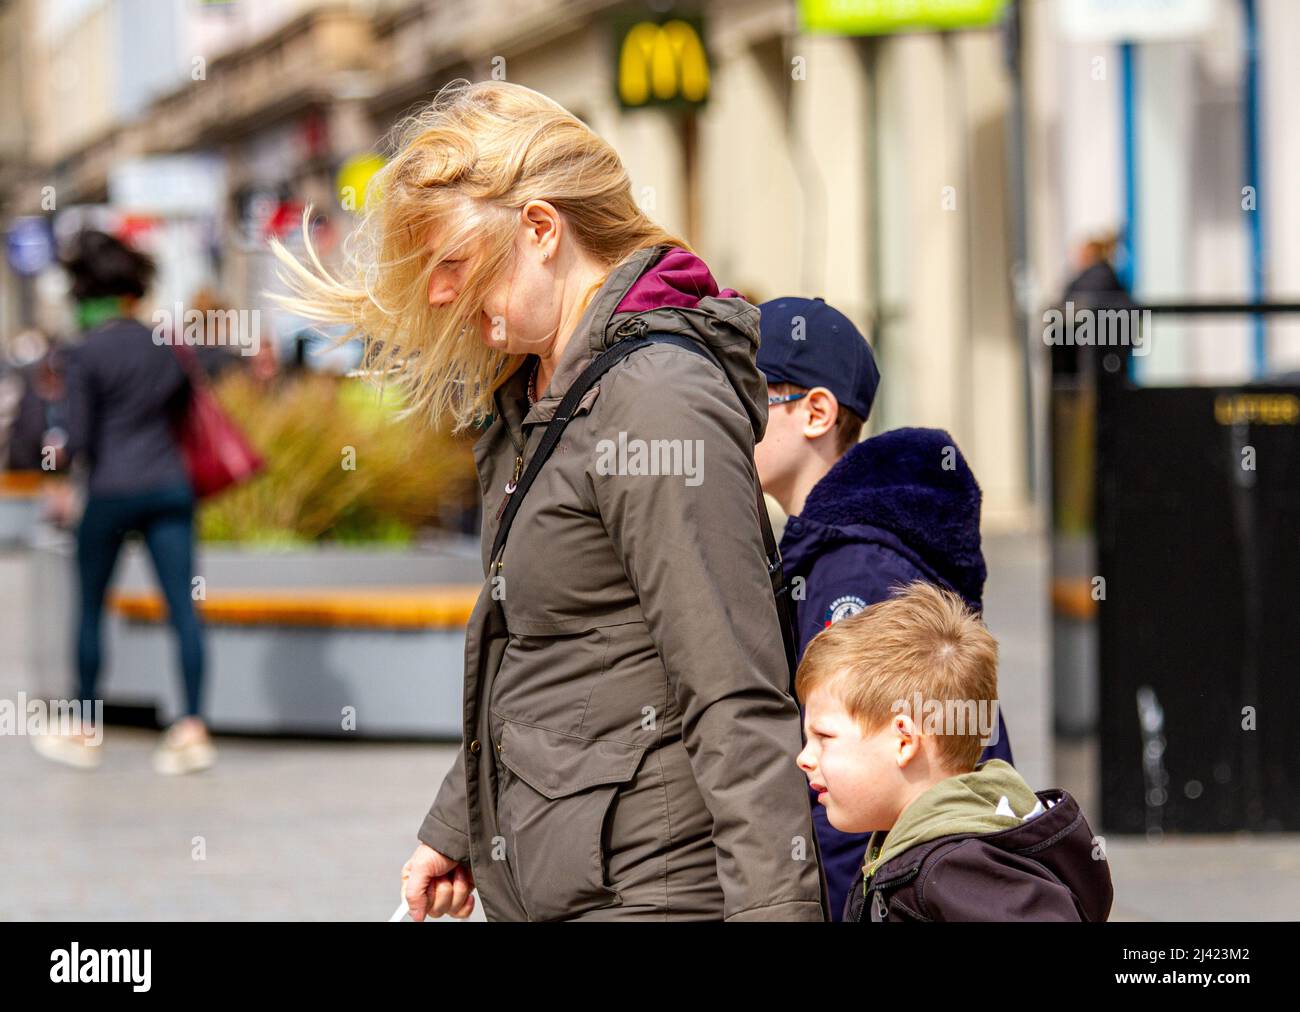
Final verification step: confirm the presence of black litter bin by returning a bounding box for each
[1097,334,1300,834]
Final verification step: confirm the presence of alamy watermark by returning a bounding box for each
[594,431,704,487]
[152,303,261,356]
[0,693,102,743]
[891,692,1001,747]
[1043,301,1151,357]
[50,943,150,991]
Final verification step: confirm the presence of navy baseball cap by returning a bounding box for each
[756,297,880,421]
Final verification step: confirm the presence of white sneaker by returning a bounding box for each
[152,725,217,775]
[32,730,103,770]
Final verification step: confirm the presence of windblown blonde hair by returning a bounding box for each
[270,79,690,433]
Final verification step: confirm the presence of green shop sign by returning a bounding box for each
[799,0,1009,35]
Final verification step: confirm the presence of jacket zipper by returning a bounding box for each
[856,846,877,922]
[492,452,524,575]
[494,452,523,524]
[858,880,889,922]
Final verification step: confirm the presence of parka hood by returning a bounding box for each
[519,244,770,443]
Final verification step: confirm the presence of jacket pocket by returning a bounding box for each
[495,717,647,921]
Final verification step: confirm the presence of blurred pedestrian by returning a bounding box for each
[1055,230,1134,380]
[32,230,214,775]
[753,295,1014,919]
[5,339,71,473]
[187,288,248,381]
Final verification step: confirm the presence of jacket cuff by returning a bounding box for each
[416,811,470,865]
[724,900,826,923]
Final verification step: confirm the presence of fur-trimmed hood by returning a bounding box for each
[785,427,986,609]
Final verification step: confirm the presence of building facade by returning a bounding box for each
[5,0,1296,524]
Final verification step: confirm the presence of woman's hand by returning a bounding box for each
[43,481,79,528]
[403,844,475,921]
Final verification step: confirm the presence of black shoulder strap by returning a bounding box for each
[488,331,800,692]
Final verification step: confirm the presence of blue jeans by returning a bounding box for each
[76,483,205,719]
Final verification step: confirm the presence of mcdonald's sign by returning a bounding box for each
[614,16,710,109]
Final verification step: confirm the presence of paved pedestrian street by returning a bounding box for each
[3,551,1296,922]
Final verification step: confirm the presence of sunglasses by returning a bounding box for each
[767,391,808,407]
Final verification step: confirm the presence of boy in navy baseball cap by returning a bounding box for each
[754,297,880,510]
[755,296,1014,920]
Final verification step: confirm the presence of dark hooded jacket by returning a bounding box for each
[842,760,1112,922]
[779,427,1013,920]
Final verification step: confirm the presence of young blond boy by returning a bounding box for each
[795,582,1112,922]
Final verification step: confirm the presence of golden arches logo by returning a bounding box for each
[618,20,709,106]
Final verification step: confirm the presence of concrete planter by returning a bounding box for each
[0,473,45,548]
[28,530,481,738]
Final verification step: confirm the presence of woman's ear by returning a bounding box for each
[521,199,561,261]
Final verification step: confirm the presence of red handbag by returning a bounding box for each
[171,345,264,499]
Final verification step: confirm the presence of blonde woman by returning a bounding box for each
[274,80,825,922]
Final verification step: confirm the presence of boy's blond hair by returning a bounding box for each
[795,581,998,772]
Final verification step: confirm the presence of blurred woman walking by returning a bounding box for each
[33,230,214,775]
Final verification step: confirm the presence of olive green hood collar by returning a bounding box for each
[863,759,1042,880]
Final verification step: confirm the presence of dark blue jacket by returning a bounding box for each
[780,427,1014,921]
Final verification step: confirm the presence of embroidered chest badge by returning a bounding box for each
[824,594,868,628]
